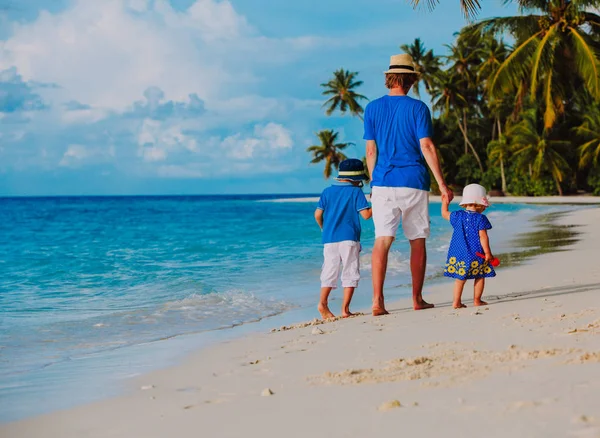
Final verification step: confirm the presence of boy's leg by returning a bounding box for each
[341,287,355,318]
[473,277,488,306]
[453,279,467,308]
[339,241,360,317]
[319,243,341,319]
[319,287,335,319]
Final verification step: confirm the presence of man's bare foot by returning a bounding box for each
[342,311,355,318]
[414,300,435,310]
[318,303,335,320]
[372,307,389,316]
[474,300,488,306]
[453,302,467,309]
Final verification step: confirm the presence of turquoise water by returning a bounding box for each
[0,195,558,421]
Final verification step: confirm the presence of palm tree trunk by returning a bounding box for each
[456,113,484,172]
[555,177,563,196]
[500,158,508,194]
[463,108,468,155]
[496,118,508,194]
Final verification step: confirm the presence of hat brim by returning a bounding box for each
[336,175,367,181]
[459,198,490,207]
[384,68,420,75]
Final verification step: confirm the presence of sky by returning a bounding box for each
[0,0,518,196]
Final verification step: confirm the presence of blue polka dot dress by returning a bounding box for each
[444,210,496,280]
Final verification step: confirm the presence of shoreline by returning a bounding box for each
[2,206,599,437]
[265,195,600,204]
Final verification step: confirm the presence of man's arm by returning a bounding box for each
[366,140,377,181]
[359,208,372,220]
[420,137,453,203]
[314,208,324,231]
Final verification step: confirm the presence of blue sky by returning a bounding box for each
[0,0,518,196]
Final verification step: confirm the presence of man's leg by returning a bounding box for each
[409,238,434,310]
[372,236,394,316]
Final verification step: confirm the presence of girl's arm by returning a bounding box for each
[479,229,493,262]
[441,197,451,221]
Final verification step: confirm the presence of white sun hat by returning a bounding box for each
[459,184,490,207]
[384,54,420,75]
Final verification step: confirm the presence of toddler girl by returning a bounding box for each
[441,184,496,309]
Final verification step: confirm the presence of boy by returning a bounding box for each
[314,158,372,319]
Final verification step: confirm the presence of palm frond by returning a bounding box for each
[569,27,600,100]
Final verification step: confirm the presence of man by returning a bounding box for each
[364,53,454,316]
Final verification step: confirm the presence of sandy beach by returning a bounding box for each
[3,206,600,438]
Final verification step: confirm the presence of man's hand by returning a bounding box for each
[439,184,454,204]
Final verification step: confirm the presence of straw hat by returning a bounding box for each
[384,54,420,75]
[459,184,490,207]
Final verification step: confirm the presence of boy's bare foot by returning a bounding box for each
[318,303,335,320]
[453,302,467,309]
[474,300,488,306]
[372,307,389,316]
[414,300,435,310]
[342,311,355,318]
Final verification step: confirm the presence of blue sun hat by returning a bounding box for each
[336,158,368,181]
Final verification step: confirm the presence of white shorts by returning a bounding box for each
[320,241,361,288]
[370,186,430,240]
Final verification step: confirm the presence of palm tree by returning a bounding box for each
[574,104,600,168]
[409,0,482,19]
[471,0,600,130]
[400,38,441,99]
[321,69,368,120]
[307,130,351,179]
[509,109,570,195]
[431,38,485,171]
[487,133,511,194]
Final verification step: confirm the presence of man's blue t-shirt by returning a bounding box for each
[363,95,433,191]
[317,182,370,244]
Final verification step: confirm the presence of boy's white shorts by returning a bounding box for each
[320,240,361,288]
[370,187,430,240]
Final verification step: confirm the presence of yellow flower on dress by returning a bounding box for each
[471,261,479,268]
[472,269,480,276]
[449,257,457,265]
[447,265,456,274]
[484,266,492,274]
[458,268,466,276]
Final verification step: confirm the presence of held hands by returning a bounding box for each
[440,184,454,204]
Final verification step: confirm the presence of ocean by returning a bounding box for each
[0,195,569,421]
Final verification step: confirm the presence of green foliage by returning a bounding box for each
[587,166,600,196]
[311,3,600,196]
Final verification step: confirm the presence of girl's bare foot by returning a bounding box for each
[474,300,488,306]
[453,302,467,309]
[318,303,335,320]
[372,307,389,316]
[342,311,355,318]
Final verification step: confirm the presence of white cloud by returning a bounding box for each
[59,143,115,167]
[0,0,326,114]
[224,122,293,160]
[137,118,198,162]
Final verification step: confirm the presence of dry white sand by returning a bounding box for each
[3,207,600,438]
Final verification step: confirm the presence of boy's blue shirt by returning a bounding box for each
[363,95,433,191]
[317,182,370,244]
